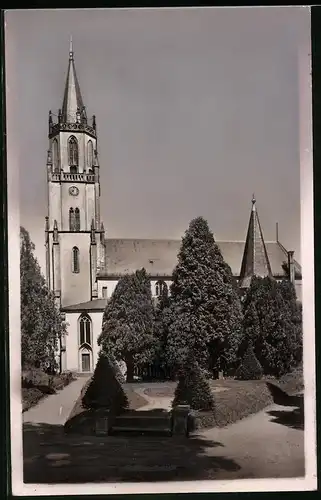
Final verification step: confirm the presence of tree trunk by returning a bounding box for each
[126,357,134,382]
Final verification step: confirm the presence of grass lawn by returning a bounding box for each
[142,368,304,429]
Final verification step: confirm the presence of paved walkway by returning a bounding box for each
[198,403,304,479]
[135,387,172,411]
[23,377,90,425]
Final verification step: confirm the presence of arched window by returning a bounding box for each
[52,139,59,172]
[79,314,92,346]
[72,246,80,273]
[68,136,79,169]
[87,140,93,168]
[155,280,167,297]
[69,208,75,231]
[74,208,80,231]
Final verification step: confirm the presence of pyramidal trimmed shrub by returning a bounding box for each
[82,352,128,413]
[235,341,263,381]
[172,356,215,411]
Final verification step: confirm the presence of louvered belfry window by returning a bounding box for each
[68,136,78,167]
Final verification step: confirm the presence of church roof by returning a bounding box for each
[61,39,86,123]
[97,237,301,279]
[239,196,273,288]
[62,298,107,312]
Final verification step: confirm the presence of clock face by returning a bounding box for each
[69,186,79,196]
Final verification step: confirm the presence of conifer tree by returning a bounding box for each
[242,276,302,377]
[278,279,303,366]
[82,352,128,412]
[20,227,66,371]
[165,216,243,373]
[154,282,171,373]
[172,353,215,410]
[98,268,157,381]
[235,340,263,380]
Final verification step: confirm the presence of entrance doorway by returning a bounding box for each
[81,352,91,372]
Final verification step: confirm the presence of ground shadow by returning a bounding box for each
[23,421,241,483]
[267,408,304,431]
[266,382,304,408]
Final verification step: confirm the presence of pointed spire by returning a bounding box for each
[61,39,86,123]
[239,196,272,288]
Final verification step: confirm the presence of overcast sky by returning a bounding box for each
[5,7,310,273]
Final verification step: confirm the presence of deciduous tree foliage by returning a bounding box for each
[98,268,157,382]
[164,216,243,373]
[20,227,66,372]
[242,276,302,377]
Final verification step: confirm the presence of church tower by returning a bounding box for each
[45,40,106,308]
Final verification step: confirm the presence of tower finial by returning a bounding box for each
[69,36,73,60]
[251,193,256,210]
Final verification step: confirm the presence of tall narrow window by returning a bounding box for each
[102,286,108,298]
[74,208,80,231]
[79,314,92,346]
[52,139,59,172]
[155,280,167,297]
[68,136,78,169]
[87,140,93,168]
[72,246,80,273]
[69,208,75,231]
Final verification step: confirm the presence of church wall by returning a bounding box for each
[60,182,95,232]
[96,278,172,299]
[64,313,79,372]
[65,310,103,372]
[59,233,92,306]
[295,280,302,303]
[97,279,118,298]
[48,182,61,230]
[85,183,95,230]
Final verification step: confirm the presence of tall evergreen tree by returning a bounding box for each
[98,268,157,381]
[242,276,302,377]
[20,227,66,371]
[278,279,303,365]
[164,216,243,374]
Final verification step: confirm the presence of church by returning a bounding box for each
[44,44,302,375]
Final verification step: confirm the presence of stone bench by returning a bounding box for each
[96,405,191,437]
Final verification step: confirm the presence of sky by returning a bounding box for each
[5,7,311,273]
